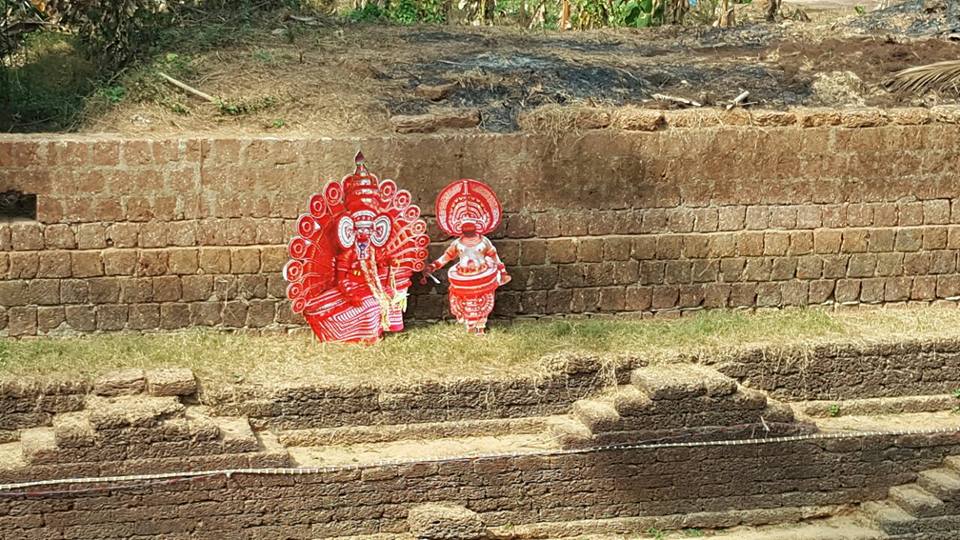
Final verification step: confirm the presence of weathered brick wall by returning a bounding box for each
[2,433,957,539]
[0,380,87,444]
[2,106,960,335]
[208,365,620,430]
[713,340,960,401]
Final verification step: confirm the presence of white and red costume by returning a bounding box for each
[427,179,509,333]
[283,152,429,343]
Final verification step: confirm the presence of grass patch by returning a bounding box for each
[0,33,98,131]
[4,307,960,389]
[0,2,293,132]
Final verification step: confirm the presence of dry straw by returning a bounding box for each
[886,60,960,95]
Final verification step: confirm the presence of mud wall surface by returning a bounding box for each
[2,434,957,539]
[3,107,960,335]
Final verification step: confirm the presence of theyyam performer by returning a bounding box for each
[283,152,429,343]
[424,179,511,334]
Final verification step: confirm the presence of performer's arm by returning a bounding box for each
[334,251,362,303]
[483,238,506,271]
[428,243,459,272]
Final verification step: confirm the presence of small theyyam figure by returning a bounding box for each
[425,179,510,334]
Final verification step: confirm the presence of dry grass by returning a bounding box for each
[886,60,960,96]
[3,307,960,388]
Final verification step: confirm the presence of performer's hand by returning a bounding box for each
[339,282,361,306]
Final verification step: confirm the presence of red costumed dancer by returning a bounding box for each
[283,152,430,343]
[425,179,510,334]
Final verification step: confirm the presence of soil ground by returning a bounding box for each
[22,1,956,136]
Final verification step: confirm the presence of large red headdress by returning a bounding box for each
[435,179,502,237]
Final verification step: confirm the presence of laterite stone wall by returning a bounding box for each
[2,434,958,539]
[2,106,960,335]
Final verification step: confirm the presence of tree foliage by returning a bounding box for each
[1,0,46,59]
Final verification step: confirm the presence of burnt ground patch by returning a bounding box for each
[384,50,810,131]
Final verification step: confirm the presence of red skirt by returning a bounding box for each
[447,266,501,329]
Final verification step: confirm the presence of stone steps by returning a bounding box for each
[20,415,260,465]
[888,484,945,518]
[917,468,960,503]
[862,500,917,536]
[863,455,960,537]
[555,365,813,448]
[18,395,262,466]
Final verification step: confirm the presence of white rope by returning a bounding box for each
[1,425,958,493]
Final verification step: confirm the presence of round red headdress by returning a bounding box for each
[435,179,502,236]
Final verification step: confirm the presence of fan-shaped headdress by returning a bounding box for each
[435,179,502,237]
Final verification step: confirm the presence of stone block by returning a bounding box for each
[199,247,232,274]
[407,504,487,540]
[10,222,43,250]
[93,369,146,397]
[37,306,65,332]
[128,303,160,330]
[572,399,620,432]
[895,229,923,252]
[160,303,191,330]
[808,280,835,304]
[703,283,731,308]
[729,283,756,307]
[717,206,745,231]
[860,278,885,303]
[37,252,71,278]
[614,108,664,131]
[44,224,76,249]
[924,199,951,225]
[7,306,38,336]
[787,231,813,255]
[65,305,96,332]
[391,109,481,133]
[71,252,103,278]
[103,250,137,276]
[76,223,107,249]
[146,369,197,397]
[86,395,183,430]
[813,230,842,254]
[756,282,781,307]
[821,255,849,279]
[546,239,576,264]
[576,238,603,262]
[835,279,860,304]
[631,364,737,400]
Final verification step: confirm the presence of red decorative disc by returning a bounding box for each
[435,179,502,236]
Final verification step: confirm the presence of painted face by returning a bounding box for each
[354,225,372,260]
[461,221,479,237]
[337,212,391,261]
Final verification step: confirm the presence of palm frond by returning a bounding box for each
[885,60,960,95]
